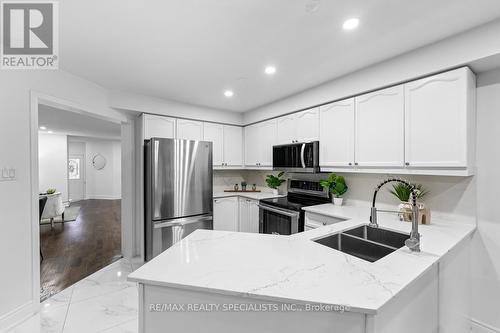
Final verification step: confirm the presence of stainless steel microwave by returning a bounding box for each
[272,141,320,173]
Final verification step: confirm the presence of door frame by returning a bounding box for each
[29,91,137,310]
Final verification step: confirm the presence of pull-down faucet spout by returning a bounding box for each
[369,178,420,252]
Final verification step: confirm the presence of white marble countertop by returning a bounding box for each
[128,202,475,315]
[213,191,284,200]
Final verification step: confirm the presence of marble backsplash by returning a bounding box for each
[214,170,476,224]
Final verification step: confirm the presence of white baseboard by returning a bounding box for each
[85,195,122,200]
[0,301,37,332]
[471,319,500,333]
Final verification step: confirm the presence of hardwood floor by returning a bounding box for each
[40,199,121,300]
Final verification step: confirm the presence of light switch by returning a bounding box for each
[0,167,16,182]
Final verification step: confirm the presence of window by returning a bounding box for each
[68,158,81,180]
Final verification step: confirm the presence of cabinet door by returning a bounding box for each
[257,119,277,166]
[248,199,260,233]
[295,107,319,142]
[223,125,243,166]
[276,114,297,144]
[319,99,355,167]
[355,85,405,167]
[143,114,176,140]
[213,197,239,231]
[404,68,471,167]
[176,119,204,140]
[244,124,259,166]
[238,198,259,233]
[203,123,224,166]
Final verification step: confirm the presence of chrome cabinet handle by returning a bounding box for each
[405,162,410,166]
[348,162,352,166]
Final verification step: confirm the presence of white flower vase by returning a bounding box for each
[333,197,344,206]
[272,189,279,195]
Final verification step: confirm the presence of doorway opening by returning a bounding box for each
[37,103,123,301]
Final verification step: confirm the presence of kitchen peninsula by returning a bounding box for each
[128,203,474,333]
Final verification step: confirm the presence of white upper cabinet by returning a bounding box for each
[276,114,296,144]
[404,67,475,168]
[295,108,320,142]
[259,120,277,166]
[244,124,259,166]
[176,119,204,140]
[203,123,243,167]
[245,119,277,167]
[203,123,224,166]
[319,98,355,167]
[223,125,243,166]
[276,107,319,144]
[355,85,405,167]
[143,114,176,140]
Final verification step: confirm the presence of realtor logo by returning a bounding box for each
[1,1,58,69]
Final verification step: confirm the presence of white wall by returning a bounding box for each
[0,70,126,330]
[38,133,68,202]
[69,137,121,200]
[244,19,500,124]
[469,71,500,333]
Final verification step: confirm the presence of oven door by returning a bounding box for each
[272,141,319,173]
[258,203,300,235]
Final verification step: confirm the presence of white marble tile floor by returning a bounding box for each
[8,259,141,333]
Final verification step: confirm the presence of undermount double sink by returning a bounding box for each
[314,225,409,262]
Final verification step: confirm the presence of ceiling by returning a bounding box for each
[38,105,121,140]
[60,0,500,112]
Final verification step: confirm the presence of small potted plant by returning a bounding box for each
[241,181,247,191]
[320,173,348,205]
[266,171,286,195]
[389,183,429,222]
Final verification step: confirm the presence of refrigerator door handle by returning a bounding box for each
[154,214,213,229]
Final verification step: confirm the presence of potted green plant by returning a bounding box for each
[265,172,286,195]
[241,181,247,191]
[319,173,348,205]
[389,183,429,222]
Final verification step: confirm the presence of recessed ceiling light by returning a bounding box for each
[224,90,234,98]
[342,18,360,30]
[47,131,53,134]
[265,65,276,75]
[39,126,47,130]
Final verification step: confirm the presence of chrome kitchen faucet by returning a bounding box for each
[369,178,421,252]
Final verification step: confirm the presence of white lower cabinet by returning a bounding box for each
[239,198,260,233]
[213,197,239,231]
[213,196,260,233]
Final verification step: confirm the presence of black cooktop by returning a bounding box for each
[260,194,329,211]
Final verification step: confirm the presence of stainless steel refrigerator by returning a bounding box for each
[144,138,213,261]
